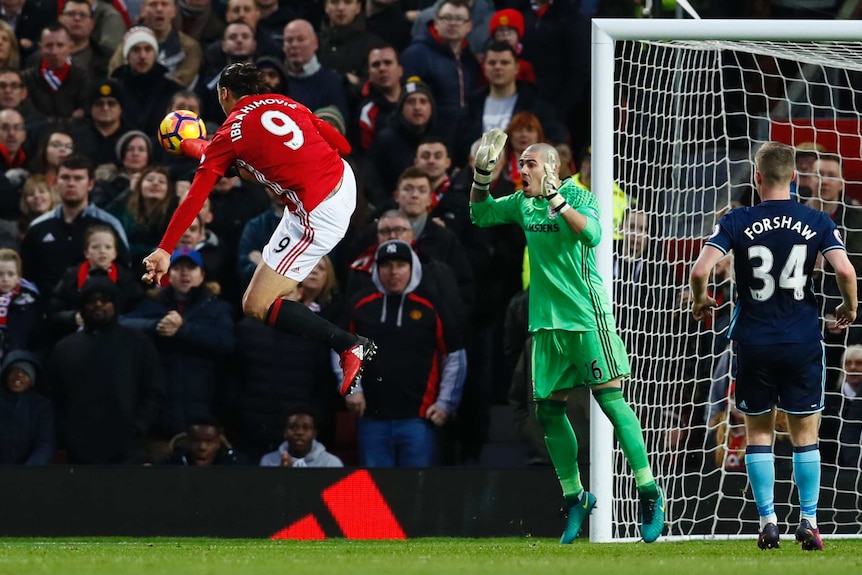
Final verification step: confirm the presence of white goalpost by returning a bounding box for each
[591,18,862,543]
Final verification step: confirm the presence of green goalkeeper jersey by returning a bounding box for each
[470,179,616,333]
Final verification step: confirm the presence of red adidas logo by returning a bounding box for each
[270,470,406,540]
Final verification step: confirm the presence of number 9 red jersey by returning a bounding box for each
[201,93,345,215]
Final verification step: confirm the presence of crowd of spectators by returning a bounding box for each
[1,0,860,471]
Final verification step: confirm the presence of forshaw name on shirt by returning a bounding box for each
[230,98,296,142]
[743,216,817,241]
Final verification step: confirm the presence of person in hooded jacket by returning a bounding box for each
[343,239,465,467]
[259,404,342,467]
[48,276,166,464]
[0,350,55,465]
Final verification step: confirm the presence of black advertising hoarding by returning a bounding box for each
[0,467,564,538]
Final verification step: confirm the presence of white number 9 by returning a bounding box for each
[261,110,304,150]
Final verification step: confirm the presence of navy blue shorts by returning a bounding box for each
[734,341,825,415]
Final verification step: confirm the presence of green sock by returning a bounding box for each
[535,399,583,499]
[593,388,658,498]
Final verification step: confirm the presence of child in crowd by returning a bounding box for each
[0,249,41,360]
[47,225,143,340]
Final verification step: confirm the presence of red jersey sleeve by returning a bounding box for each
[157,128,237,252]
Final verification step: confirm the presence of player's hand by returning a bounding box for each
[142,248,170,286]
[691,296,717,322]
[473,129,508,187]
[345,391,366,416]
[425,404,448,427]
[541,162,559,197]
[280,451,293,467]
[833,303,857,329]
[180,138,209,160]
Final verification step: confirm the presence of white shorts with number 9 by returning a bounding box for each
[262,159,356,282]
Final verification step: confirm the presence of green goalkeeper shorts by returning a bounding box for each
[531,328,631,399]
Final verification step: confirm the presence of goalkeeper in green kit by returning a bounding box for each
[469,129,665,544]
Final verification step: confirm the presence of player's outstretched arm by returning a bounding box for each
[142,169,221,286]
[471,129,507,203]
[825,248,858,327]
[689,245,724,321]
[180,138,209,160]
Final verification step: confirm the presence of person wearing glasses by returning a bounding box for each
[58,0,111,80]
[409,0,493,55]
[30,130,74,185]
[0,108,29,221]
[0,69,43,133]
[400,0,480,155]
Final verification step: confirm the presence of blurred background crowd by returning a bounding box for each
[0,0,859,472]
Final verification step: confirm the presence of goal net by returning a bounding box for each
[591,19,862,541]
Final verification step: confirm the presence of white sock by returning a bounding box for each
[801,515,818,529]
[759,514,778,530]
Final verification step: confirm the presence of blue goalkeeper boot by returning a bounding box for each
[560,492,597,544]
[639,486,665,543]
[758,523,781,550]
[795,519,823,551]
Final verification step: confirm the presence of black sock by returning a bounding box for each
[264,299,356,353]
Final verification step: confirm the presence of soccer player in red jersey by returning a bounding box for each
[142,62,375,395]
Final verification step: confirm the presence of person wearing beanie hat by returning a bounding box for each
[69,80,132,168]
[122,26,160,63]
[398,76,435,112]
[106,0,203,89]
[49,272,167,464]
[78,275,120,309]
[110,23,185,136]
[489,8,524,40]
[88,79,125,109]
[364,76,437,203]
[0,349,54,465]
[256,55,289,95]
[142,61,374,398]
[487,8,535,83]
[115,130,153,165]
[314,106,347,137]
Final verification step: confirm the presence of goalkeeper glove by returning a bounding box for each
[473,128,508,191]
[542,163,570,214]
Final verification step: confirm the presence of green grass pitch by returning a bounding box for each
[1,538,861,575]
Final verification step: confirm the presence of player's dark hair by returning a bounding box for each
[59,154,94,180]
[218,62,269,98]
[818,152,842,167]
[417,135,450,155]
[283,404,319,428]
[397,166,432,188]
[42,22,71,38]
[167,89,200,112]
[188,414,223,432]
[485,41,518,60]
[84,224,118,249]
[368,43,399,65]
[437,0,471,16]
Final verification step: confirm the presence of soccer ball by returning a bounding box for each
[158,110,207,156]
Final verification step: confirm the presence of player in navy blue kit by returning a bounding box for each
[689,142,857,552]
